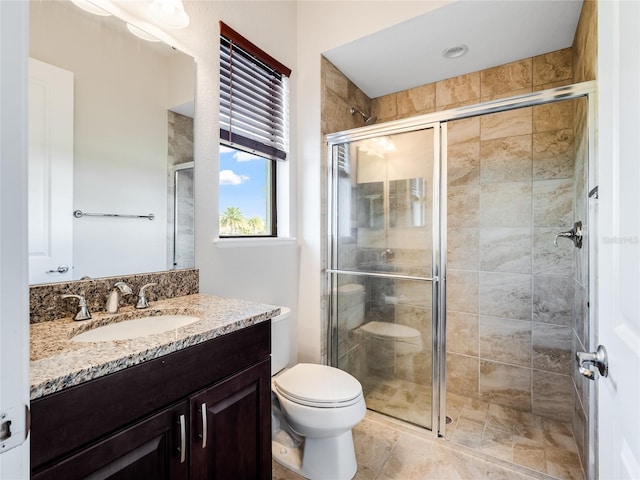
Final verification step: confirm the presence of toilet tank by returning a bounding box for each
[335,284,365,330]
[271,307,291,376]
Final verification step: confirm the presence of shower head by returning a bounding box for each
[350,107,377,125]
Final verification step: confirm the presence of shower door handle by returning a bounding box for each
[576,345,608,380]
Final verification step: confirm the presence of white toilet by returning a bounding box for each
[271,307,366,480]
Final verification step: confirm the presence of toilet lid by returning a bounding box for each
[274,363,362,407]
[359,321,421,341]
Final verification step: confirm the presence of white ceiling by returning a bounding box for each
[323,0,584,99]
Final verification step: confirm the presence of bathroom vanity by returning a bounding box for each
[29,294,277,479]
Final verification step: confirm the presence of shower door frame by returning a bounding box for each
[327,121,446,435]
[326,80,597,441]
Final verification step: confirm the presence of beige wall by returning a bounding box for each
[371,48,574,122]
[573,0,597,83]
[321,57,372,137]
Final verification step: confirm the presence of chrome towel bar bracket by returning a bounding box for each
[73,210,154,220]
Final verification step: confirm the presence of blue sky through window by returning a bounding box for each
[219,145,268,221]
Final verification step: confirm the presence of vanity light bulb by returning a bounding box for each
[126,23,162,43]
[149,0,190,29]
[70,0,111,17]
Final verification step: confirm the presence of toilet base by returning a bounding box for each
[272,438,303,473]
[272,430,358,480]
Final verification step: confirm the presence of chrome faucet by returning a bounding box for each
[105,282,133,313]
[61,293,92,321]
[136,283,157,309]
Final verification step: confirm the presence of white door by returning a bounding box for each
[0,0,30,478]
[597,1,640,479]
[28,58,74,283]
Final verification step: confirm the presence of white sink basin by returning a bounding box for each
[71,315,201,342]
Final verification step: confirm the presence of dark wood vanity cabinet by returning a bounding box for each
[32,401,190,480]
[31,322,271,480]
[190,360,271,480]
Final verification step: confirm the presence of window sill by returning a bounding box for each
[213,237,297,248]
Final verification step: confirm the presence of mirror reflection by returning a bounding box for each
[357,182,384,230]
[28,0,195,285]
[389,178,427,228]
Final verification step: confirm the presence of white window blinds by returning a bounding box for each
[219,22,291,161]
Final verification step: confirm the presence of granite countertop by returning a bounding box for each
[30,294,279,400]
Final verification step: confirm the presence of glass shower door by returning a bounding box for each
[328,126,441,431]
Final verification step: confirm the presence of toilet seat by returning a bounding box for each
[274,363,363,408]
[359,321,422,342]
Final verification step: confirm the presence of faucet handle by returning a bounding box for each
[113,281,133,295]
[61,293,92,321]
[136,283,157,309]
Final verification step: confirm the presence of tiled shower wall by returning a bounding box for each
[445,99,579,421]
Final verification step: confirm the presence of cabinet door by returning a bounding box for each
[190,358,271,480]
[32,401,189,480]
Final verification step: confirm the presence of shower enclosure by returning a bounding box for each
[327,82,596,477]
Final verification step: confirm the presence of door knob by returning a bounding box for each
[576,345,608,380]
[46,264,69,274]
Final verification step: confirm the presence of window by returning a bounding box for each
[219,145,274,235]
[218,22,291,237]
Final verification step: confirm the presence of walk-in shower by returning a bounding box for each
[326,82,596,479]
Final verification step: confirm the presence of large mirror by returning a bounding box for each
[28,0,195,285]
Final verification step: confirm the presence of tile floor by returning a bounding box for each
[445,393,585,480]
[273,393,585,480]
[361,375,432,429]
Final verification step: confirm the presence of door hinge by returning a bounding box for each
[0,404,30,454]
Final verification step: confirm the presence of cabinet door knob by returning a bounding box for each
[201,403,208,449]
[178,414,186,463]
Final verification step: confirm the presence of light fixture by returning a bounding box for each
[358,137,396,158]
[70,0,111,16]
[126,23,162,43]
[442,44,468,59]
[148,0,190,29]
